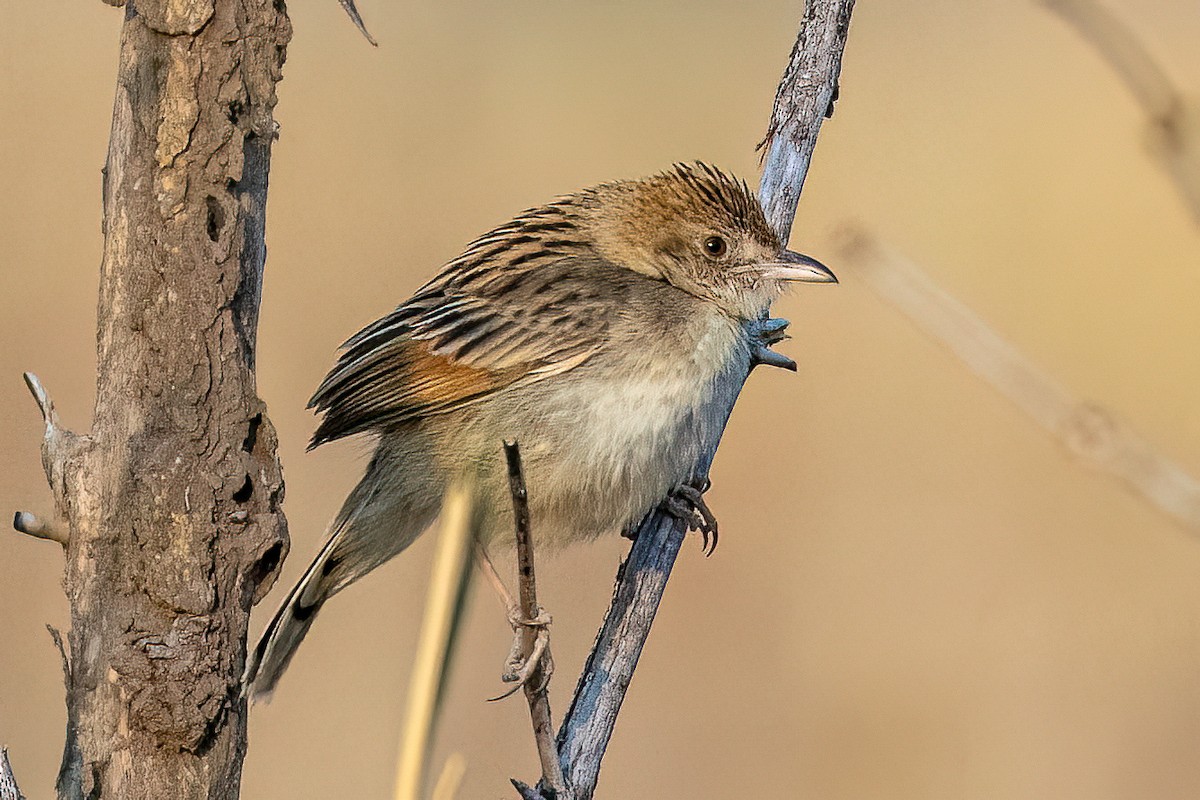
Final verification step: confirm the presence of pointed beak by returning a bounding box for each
[760,250,838,284]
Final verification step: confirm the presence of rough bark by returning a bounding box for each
[25,2,291,798]
[758,0,856,242]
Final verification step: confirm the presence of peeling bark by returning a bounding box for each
[28,2,291,798]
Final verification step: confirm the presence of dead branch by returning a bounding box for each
[550,510,689,799]
[758,0,857,242]
[11,511,68,546]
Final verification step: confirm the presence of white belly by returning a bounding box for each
[499,311,750,545]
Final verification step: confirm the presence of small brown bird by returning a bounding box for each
[244,162,834,697]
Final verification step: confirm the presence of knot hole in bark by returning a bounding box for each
[248,541,283,595]
[205,195,225,242]
[232,476,253,504]
[243,413,261,453]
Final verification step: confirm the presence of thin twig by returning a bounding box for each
[836,226,1200,535]
[503,442,566,796]
[394,483,477,800]
[548,5,856,797]
[337,0,379,47]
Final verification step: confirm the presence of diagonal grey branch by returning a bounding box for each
[551,509,689,799]
[758,0,857,243]
[338,0,379,47]
[543,4,856,799]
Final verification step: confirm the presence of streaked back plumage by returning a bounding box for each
[309,162,778,447]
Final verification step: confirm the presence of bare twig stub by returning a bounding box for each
[12,511,68,546]
[502,442,566,795]
[543,4,856,797]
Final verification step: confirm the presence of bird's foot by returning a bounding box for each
[750,317,797,371]
[490,607,554,701]
[660,480,719,556]
[755,316,791,346]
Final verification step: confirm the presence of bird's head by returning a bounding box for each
[579,162,835,319]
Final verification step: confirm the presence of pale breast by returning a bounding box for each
[483,305,752,546]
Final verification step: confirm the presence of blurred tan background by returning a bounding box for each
[4,0,1200,797]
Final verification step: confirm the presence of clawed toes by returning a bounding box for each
[490,607,554,701]
[661,482,720,557]
[755,317,791,346]
[751,318,796,371]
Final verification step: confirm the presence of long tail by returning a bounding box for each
[243,440,441,700]
[241,532,343,699]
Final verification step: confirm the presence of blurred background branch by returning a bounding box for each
[1042,0,1200,222]
[393,484,477,800]
[837,227,1200,535]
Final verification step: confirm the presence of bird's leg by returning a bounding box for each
[476,543,553,699]
[494,624,554,700]
[660,478,720,556]
[750,316,797,371]
[475,542,518,614]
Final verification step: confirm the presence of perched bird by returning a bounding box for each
[244,162,834,698]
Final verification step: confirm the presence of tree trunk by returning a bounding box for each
[33,2,291,797]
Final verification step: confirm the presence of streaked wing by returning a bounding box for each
[308,255,615,447]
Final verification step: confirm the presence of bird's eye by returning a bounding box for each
[703,235,727,257]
